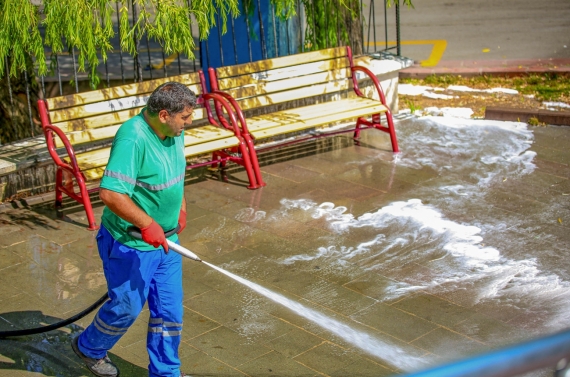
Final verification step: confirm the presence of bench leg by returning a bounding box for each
[75,173,99,231]
[55,168,99,231]
[354,118,364,139]
[210,153,222,170]
[364,113,400,153]
[55,168,64,208]
[383,111,400,153]
[236,139,261,190]
[242,134,266,188]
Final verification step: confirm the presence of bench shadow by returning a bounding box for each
[0,311,148,377]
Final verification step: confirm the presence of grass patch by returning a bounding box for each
[401,73,570,103]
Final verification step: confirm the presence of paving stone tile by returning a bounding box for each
[329,356,395,377]
[293,342,361,376]
[187,326,271,367]
[410,327,487,361]
[181,308,222,341]
[263,324,324,358]
[343,271,410,302]
[237,350,317,376]
[450,312,528,348]
[178,212,256,258]
[261,162,323,183]
[351,303,438,343]
[184,289,253,325]
[179,348,248,376]
[392,294,473,328]
[0,248,25,271]
[222,309,293,345]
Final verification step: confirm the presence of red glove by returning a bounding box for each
[140,220,169,252]
[177,210,187,234]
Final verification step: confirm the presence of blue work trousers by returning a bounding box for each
[77,225,184,377]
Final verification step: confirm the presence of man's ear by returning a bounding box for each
[158,109,170,123]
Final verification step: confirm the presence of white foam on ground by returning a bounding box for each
[447,85,519,95]
[544,101,570,110]
[279,198,570,324]
[422,107,474,118]
[275,117,570,331]
[399,83,519,98]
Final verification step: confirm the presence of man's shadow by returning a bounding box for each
[0,310,148,376]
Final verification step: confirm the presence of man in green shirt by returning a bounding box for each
[71,82,195,377]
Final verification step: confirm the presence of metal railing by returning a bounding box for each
[401,329,570,377]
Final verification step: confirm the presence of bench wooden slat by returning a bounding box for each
[183,125,237,143]
[50,94,149,123]
[53,107,207,134]
[219,68,351,101]
[47,74,202,110]
[49,83,203,123]
[184,136,241,156]
[53,107,210,148]
[216,58,351,90]
[73,144,242,182]
[228,79,351,111]
[245,99,387,139]
[245,98,384,128]
[55,125,122,148]
[70,125,240,173]
[215,47,347,78]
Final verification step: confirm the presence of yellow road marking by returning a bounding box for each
[151,53,179,70]
[367,40,447,67]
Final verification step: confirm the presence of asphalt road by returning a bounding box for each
[42,0,570,90]
[381,0,570,64]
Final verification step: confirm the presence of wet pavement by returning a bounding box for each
[0,114,569,377]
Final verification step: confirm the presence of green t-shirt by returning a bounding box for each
[100,109,186,250]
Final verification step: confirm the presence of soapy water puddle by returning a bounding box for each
[210,117,567,370]
[275,117,570,329]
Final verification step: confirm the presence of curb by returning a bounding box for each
[399,59,570,79]
[485,107,570,126]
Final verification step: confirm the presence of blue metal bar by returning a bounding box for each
[402,329,570,377]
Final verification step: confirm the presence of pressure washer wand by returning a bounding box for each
[127,226,202,262]
[165,240,202,262]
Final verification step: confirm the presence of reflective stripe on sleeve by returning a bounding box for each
[104,170,185,191]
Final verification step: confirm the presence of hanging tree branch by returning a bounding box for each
[0,0,412,81]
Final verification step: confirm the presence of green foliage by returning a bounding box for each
[0,0,45,76]
[0,0,411,84]
[386,0,414,7]
[405,98,421,113]
[302,0,413,52]
[0,0,242,81]
[303,0,349,51]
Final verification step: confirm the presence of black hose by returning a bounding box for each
[0,292,109,338]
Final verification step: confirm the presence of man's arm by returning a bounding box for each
[177,195,187,234]
[100,188,153,228]
[181,195,186,213]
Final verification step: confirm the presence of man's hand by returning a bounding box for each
[177,210,187,234]
[141,220,169,252]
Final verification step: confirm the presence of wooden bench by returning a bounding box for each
[207,46,399,187]
[37,72,263,230]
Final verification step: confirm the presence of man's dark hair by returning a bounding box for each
[146,82,197,116]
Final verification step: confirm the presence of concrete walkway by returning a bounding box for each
[0,114,569,377]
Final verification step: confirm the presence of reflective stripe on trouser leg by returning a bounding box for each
[147,246,183,377]
[78,225,162,360]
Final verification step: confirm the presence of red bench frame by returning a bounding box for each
[37,71,263,231]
